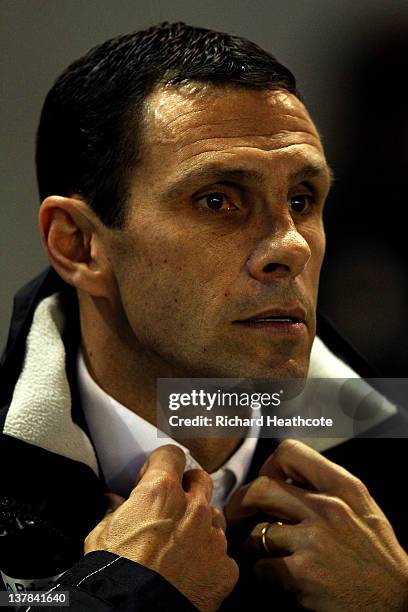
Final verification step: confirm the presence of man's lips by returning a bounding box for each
[234,306,307,324]
[232,306,307,335]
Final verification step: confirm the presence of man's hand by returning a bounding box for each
[226,439,408,611]
[85,445,238,611]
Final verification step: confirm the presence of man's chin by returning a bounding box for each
[227,359,309,401]
[263,360,309,380]
[188,357,309,380]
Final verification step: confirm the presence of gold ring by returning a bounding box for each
[261,521,283,554]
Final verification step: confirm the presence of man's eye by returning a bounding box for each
[196,192,237,212]
[289,194,313,214]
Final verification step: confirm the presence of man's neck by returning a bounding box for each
[79,302,243,472]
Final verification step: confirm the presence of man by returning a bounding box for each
[1,21,408,611]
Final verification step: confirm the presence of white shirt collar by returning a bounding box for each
[77,350,258,507]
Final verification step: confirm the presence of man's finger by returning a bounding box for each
[259,440,377,516]
[225,483,257,525]
[226,476,310,525]
[137,444,187,487]
[211,507,227,532]
[243,477,311,521]
[245,521,300,557]
[183,468,214,503]
[259,440,336,490]
[260,440,362,496]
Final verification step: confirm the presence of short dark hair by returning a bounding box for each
[36,22,299,228]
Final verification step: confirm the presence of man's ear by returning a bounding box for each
[39,195,114,297]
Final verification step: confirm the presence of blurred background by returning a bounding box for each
[1,0,407,375]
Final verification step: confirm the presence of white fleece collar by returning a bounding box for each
[3,292,397,473]
[4,294,99,475]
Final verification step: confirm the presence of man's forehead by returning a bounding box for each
[132,82,331,195]
[142,83,321,148]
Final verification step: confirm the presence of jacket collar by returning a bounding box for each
[1,268,73,409]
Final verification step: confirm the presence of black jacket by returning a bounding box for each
[1,267,407,611]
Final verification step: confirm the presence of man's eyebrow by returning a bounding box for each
[289,163,335,186]
[162,163,334,199]
[161,167,265,199]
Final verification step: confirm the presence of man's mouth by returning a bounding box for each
[233,308,307,334]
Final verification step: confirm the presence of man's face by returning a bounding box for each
[107,85,331,379]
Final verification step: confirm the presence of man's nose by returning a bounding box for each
[246,219,311,283]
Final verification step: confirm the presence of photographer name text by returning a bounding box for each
[167,415,334,428]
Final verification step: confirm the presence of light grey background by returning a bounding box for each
[1,1,408,373]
